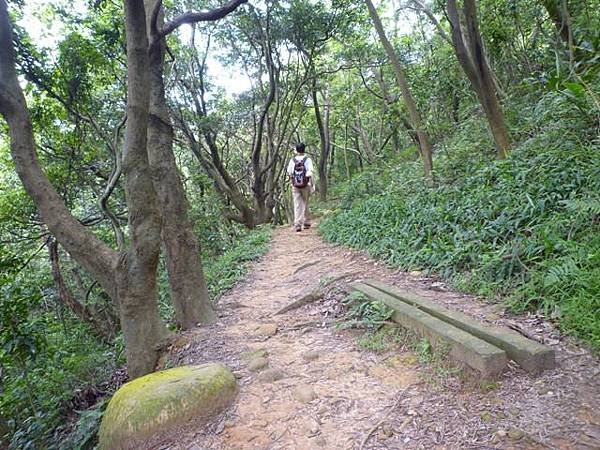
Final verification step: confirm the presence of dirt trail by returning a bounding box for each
[160,226,600,450]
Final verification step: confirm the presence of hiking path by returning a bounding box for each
[160,225,600,450]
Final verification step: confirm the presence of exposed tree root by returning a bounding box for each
[292,259,322,275]
[274,271,359,315]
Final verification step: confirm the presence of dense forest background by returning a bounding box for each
[0,0,598,448]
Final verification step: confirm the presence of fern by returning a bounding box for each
[543,258,580,288]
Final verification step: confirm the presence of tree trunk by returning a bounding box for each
[343,122,351,179]
[375,68,409,152]
[119,0,168,378]
[354,109,375,164]
[145,0,215,329]
[446,0,511,158]
[365,0,433,179]
[311,81,330,202]
[541,0,571,44]
[0,0,166,379]
[251,22,277,226]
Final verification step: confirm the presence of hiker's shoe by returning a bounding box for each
[295,226,302,232]
[304,224,311,229]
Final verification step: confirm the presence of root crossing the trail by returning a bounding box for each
[157,226,600,450]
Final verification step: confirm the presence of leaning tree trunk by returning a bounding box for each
[541,0,571,45]
[145,0,215,329]
[447,0,511,158]
[365,0,433,180]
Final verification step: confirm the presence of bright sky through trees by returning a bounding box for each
[19,0,251,96]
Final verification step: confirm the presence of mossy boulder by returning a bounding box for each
[98,363,236,449]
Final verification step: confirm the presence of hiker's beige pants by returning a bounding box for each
[292,186,311,228]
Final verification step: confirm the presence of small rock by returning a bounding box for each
[385,356,402,367]
[244,349,269,360]
[304,418,319,434]
[430,282,445,291]
[381,424,393,438]
[401,354,419,366]
[508,429,524,441]
[509,407,520,417]
[258,369,286,383]
[293,384,317,403]
[496,429,507,438]
[314,437,327,447]
[256,324,278,337]
[317,405,329,416]
[248,357,269,372]
[224,420,235,428]
[301,350,320,361]
[480,411,493,422]
[409,270,422,277]
[253,420,268,429]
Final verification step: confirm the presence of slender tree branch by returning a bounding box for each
[151,0,248,48]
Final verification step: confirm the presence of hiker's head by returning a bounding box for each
[295,143,306,154]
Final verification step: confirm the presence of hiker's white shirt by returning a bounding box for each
[287,153,313,228]
[287,154,314,180]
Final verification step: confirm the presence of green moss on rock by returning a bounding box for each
[98,363,236,449]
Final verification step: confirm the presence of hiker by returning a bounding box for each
[287,142,314,232]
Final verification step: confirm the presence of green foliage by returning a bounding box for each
[357,326,399,353]
[321,96,600,350]
[0,298,120,449]
[339,292,393,329]
[0,275,46,368]
[204,225,273,301]
[59,399,108,450]
[339,169,389,209]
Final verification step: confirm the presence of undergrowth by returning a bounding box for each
[321,95,600,351]
[204,225,272,301]
[1,225,273,449]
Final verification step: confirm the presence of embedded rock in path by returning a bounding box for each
[508,429,525,441]
[258,368,286,383]
[256,323,278,337]
[301,350,320,361]
[98,364,236,450]
[244,348,269,359]
[248,357,269,372]
[293,384,317,403]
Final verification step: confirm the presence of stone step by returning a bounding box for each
[364,279,555,373]
[351,283,507,378]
